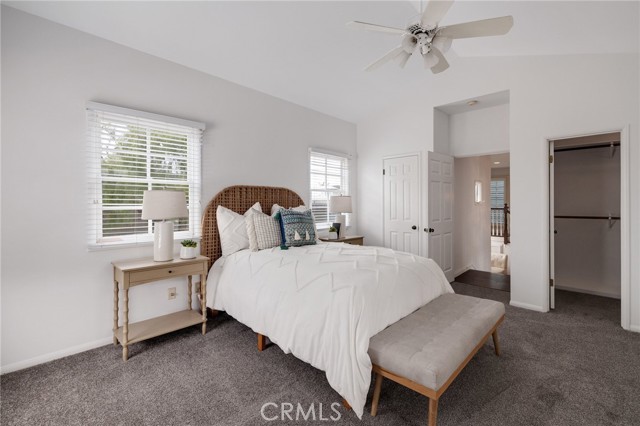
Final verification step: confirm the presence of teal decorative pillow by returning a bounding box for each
[278,209,317,248]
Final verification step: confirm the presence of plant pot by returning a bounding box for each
[180,246,197,259]
[328,231,338,240]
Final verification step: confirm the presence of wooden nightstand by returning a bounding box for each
[319,235,364,246]
[112,255,209,361]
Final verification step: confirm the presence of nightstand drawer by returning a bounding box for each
[129,263,204,285]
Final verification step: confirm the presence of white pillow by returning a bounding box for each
[271,203,308,216]
[217,202,261,256]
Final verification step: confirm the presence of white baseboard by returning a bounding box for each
[509,300,547,313]
[1,337,112,375]
[628,324,640,333]
[454,264,476,278]
[555,285,621,300]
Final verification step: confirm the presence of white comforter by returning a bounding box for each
[206,243,453,418]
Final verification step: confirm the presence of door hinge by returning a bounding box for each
[549,278,554,287]
[383,168,386,175]
[549,155,554,164]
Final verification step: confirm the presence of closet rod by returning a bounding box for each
[554,142,619,153]
[554,215,620,220]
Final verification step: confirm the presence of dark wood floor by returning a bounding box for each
[455,269,510,292]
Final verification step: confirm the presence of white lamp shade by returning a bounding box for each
[141,190,188,220]
[329,195,352,214]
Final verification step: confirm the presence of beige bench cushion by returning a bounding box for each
[368,293,505,391]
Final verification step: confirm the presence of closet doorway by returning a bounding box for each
[548,131,628,322]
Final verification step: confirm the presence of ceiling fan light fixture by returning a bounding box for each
[433,36,453,53]
[401,34,417,53]
[423,51,440,69]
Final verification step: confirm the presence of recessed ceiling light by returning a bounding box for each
[467,100,478,106]
[493,161,501,165]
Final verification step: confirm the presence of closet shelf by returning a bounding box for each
[554,215,620,220]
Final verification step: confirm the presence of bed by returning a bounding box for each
[201,185,453,418]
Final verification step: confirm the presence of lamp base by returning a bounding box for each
[333,213,346,239]
[154,221,174,262]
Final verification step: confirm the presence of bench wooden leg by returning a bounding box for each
[428,398,438,426]
[371,373,383,416]
[257,333,267,351]
[342,398,351,410]
[492,329,501,356]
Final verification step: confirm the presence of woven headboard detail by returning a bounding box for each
[200,185,304,269]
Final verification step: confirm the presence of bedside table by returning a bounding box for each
[112,255,209,361]
[319,235,364,246]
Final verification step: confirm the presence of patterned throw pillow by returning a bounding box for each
[245,210,281,251]
[216,202,261,256]
[244,208,261,251]
[277,209,317,248]
[271,203,308,216]
[255,214,282,250]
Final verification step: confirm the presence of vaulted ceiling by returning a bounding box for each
[6,1,639,122]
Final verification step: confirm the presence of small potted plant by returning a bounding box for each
[328,226,338,240]
[180,239,198,259]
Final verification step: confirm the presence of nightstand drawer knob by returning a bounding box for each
[168,270,173,273]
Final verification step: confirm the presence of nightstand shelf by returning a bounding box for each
[112,255,209,361]
[319,235,364,246]
[114,310,204,345]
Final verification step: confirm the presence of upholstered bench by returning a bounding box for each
[368,293,505,426]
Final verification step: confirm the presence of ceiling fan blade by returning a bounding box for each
[365,46,405,71]
[397,51,412,68]
[346,21,407,35]
[438,16,513,39]
[421,0,455,28]
[429,46,449,74]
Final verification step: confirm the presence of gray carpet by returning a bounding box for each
[2,283,640,425]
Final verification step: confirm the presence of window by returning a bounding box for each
[87,102,204,248]
[490,178,506,209]
[309,149,350,228]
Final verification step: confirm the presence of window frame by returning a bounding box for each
[87,102,204,249]
[309,148,351,229]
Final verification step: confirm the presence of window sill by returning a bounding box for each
[88,237,200,252]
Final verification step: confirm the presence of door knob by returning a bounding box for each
[411,225,417,230]
[424,228,435,233]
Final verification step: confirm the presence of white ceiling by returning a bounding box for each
[6,1,639,123]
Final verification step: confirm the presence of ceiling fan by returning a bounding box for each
[347,0,513,74]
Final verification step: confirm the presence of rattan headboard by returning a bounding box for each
[200,185,304,269]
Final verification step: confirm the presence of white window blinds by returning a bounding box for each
[490,178,506,209]
[87,102,204,248]
[309,149,350,227]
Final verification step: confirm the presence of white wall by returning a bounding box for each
[554,146,621,298]
[1,8,356,371]
[450,104,509,157]
[453,156,491,276]
[357,53,639,324]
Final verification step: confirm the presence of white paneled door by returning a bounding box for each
[549,141,556,309]
[383,154,420,255]
[427,151,454,282]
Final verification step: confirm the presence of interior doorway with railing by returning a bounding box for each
[454,152,511,292]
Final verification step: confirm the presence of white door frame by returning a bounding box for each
[544,125,630,329]
[382,151,422,255]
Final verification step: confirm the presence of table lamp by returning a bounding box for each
[329,195,352,239]
[141,190,188,262]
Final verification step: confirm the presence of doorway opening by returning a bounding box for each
[548,130,629,328]
[453,152,510,292]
